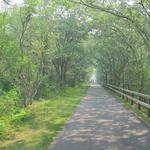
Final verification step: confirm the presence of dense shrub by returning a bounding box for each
[0,120,6,140]
[0,88,20,116]
[11,110,30,124]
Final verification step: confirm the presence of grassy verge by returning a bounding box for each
[0,85,89,150]
[107,89,150,127]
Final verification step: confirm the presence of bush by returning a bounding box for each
[0,88,20,116]
[0,121,6,140]
[11,110,30,124]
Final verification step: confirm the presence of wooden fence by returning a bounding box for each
[104,84,150,117]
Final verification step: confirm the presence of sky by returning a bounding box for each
[0,0,135,11]
[0,0,23,6]
[0,0,23,11]
[1,0,135,5]
[11,0,23,5]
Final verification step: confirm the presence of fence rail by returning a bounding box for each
[104,84,150,117]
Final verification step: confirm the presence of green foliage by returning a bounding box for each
[0,88,20,116]
[0,121,6,140]
[0,85,88,150]
[0,0,149,148]
[82,0,150,93]
[0,0,92,107]
[11,110,30,124]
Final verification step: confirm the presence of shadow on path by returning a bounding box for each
[49,84,150,150]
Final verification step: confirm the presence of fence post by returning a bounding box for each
[137,95,141,110]
[131,93,134,105]
[122,89,124,99]
[126,86,129,102]
[148,99,150,118]
[138,103,141,110]
[126,91,128,102]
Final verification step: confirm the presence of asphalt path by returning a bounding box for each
[49,85,150,150]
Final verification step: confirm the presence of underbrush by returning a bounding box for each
[0,85,89,150]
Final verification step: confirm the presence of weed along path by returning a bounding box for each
[49,85,150,150]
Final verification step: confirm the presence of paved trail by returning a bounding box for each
[49,85,150,150]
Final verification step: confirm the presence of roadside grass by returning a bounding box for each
[107,89,150,127]
[0,85,89,150]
